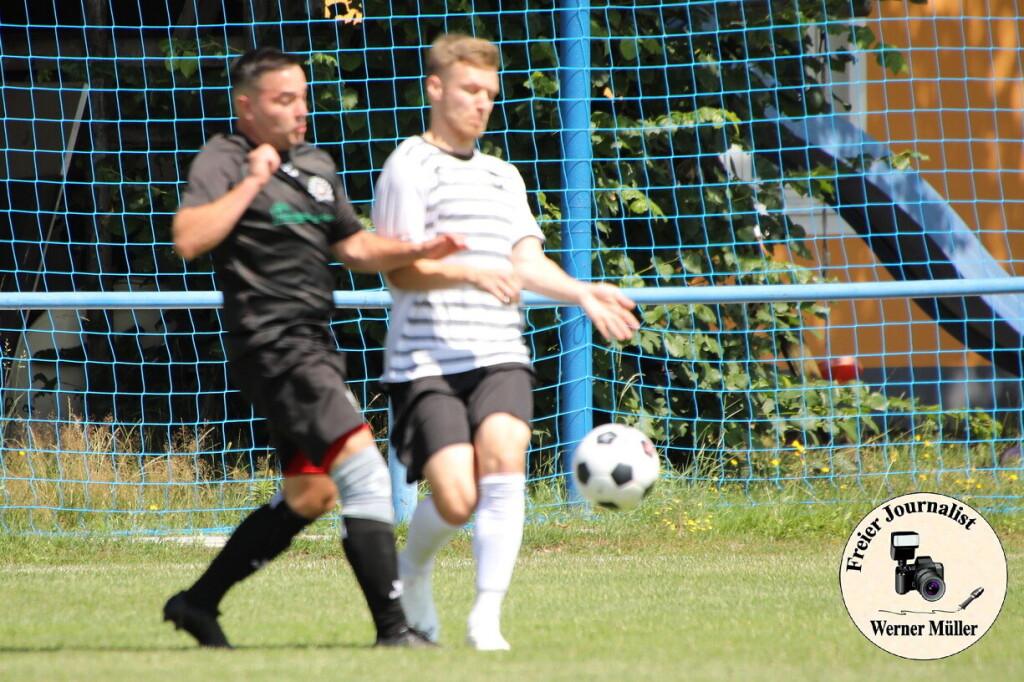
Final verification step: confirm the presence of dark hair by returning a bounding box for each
[230,47,304,93]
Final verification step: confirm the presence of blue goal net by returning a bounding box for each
[2,0,1023,534]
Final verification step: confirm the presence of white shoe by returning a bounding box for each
[465,623,510,651]
[398,556,440,643]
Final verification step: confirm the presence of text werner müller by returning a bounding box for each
[870,620,979,637]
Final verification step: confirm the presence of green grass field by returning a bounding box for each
[1,493,1021,682]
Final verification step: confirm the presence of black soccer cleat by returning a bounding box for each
[373,626,439,648]
[163,591,233,649]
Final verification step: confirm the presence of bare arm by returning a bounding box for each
[386,259,523,304]
[511,237,640,342]
[333,230,467,274]
[173,143,279,261]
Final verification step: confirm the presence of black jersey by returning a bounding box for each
[179,134,363,352]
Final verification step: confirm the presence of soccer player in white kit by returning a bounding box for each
[373,34,639,650]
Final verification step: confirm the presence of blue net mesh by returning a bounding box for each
[2,1,1023,534]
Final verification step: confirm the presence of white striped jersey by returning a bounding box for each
[373,135,545,382]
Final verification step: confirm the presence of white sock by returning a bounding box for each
[400,495,460,574]
[469,589,506,628]
[470,473,526,624]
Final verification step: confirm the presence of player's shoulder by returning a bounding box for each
[377,137,439,185]
[199,133,250,156]
[473,148,517,172]
[473,149,526,186]
[290,142,338,176]
[184,134,248,178]
[385,136,436,166]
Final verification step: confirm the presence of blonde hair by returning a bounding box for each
[426,34,500,76]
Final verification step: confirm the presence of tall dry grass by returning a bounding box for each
[1,417,279,534]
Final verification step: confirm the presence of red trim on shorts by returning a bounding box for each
[281,424,370,477]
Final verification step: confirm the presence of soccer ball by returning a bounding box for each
[572,424,660,510]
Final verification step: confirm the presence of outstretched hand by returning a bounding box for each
[580,283,640,342]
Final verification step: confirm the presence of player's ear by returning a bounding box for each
[425,74,443,105]
[234,92,252,120]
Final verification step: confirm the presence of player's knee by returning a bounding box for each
[286,485,337,519]
[286,498,333,520]
[432,490,477,525]
[331,444,395,525]
[475,419,529,476]
[318,489,339,515]
[477,450,526,479]
[437,503,474,526]
[476,413,531,450]
[283,475,338,517]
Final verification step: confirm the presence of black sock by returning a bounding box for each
[185,500,311,612]
[341,516,407,638]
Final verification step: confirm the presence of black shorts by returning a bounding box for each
[227,329,365,469]
[385,363,534,483]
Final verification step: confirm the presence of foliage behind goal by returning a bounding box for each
[2,1,1023,533]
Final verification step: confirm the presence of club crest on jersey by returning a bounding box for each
[307,176,335,203]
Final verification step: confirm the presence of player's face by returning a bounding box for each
[238,65,309,151]
[429,61,500,146]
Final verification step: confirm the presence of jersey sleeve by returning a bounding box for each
[329,179,365,243]
[178,141,240,209]
[508,164,546,245]
[372,152,427,242]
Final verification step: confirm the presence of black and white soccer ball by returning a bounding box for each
[572,424,660,510]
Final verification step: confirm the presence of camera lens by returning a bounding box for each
[916,569,945,601]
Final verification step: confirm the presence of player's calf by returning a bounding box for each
[332,445,411,642]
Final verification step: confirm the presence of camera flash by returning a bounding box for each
[891,531,919,547]
[890,531,921,562]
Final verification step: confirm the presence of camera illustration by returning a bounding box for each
[891,531,946,601]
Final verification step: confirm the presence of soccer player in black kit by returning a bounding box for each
[162,47,464,648]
